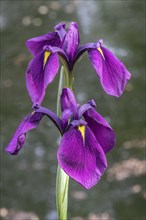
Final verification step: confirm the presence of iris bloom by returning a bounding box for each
[26,22,131,105]
[5,88,115,189]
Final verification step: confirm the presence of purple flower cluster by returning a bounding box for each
[5,22,131,189]
[26,22,131,105]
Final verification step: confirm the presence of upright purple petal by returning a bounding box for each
[61,22,80,62]
[84,108,116,154]
[88,42,131,97]
[26,51,59,105]
[61,88,78,116]
[78,99,96,118]
[54,23,67,41]
[57,126,107,189]
[61,109,72,131]
[5,112,44,155]
[26,32,61,56]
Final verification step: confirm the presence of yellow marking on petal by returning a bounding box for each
[97,47,105,60]
[78,125,86,142]
[31,111,35,115]
[43,51,51,67]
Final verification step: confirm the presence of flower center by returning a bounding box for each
[78,125,86,142]
[97,47,105,60]
[43,51,51,67]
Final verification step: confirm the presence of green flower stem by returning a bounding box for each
[56,66,72,220]
[56,166,69,220]
[59,56,73,89]
[56,66,65,117]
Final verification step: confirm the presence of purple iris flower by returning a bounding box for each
[26,22,131,105]
[5,88,115,189]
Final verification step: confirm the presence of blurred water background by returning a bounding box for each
[1,1,145,220]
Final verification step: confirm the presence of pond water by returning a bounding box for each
[1,1,145,220]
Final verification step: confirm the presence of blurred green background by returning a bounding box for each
[1,1,145,220]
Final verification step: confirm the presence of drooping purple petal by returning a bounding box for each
[57,125,107,189]
[88,42,131,97]
[26,51,59,105]
[84,108,116,154]
[44,45,70,65]
[5,112,44,155]
[44,52,59,86]
[73,42,96,66]
[61,22,80,62]
[26,32,61,56]
[35,106,63,134]
[5,105,63,155]
[61,88,78,117]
